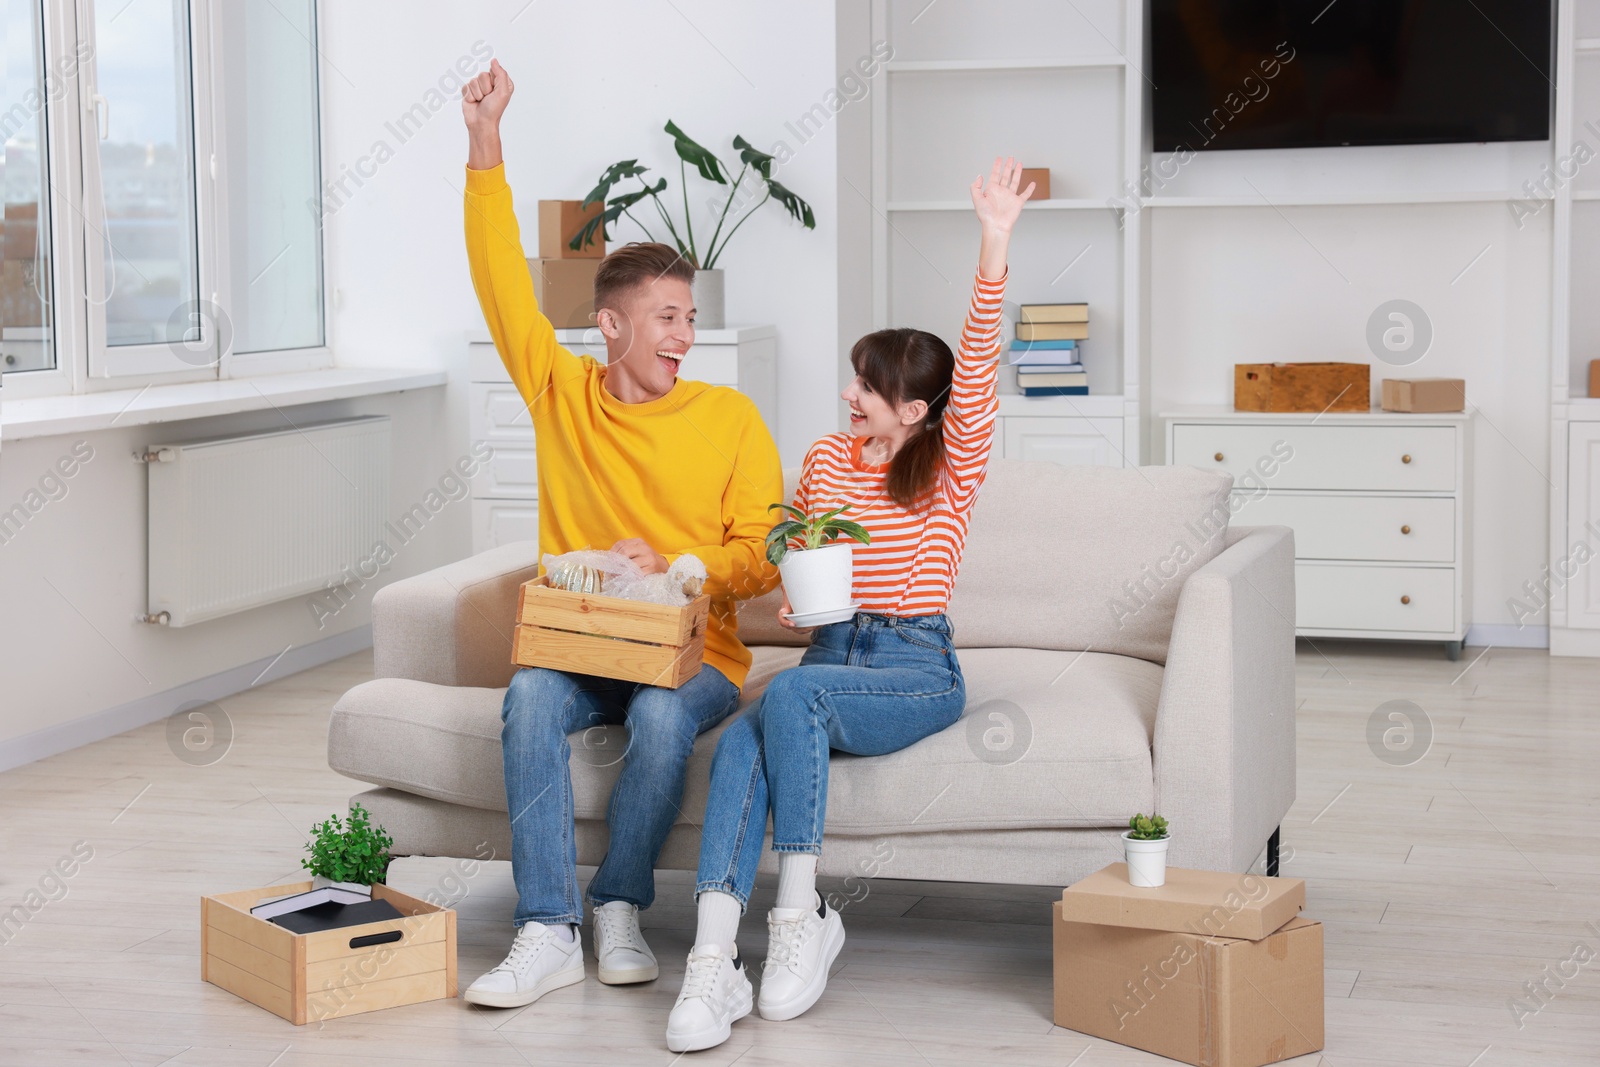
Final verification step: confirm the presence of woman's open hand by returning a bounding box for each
[970,156,1034,236]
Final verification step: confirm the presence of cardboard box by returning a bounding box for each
[1235,362,1369,413]
[1061,863,1305,941]
[1021,167,1051,200]
[1380,377,1466,413]
[201,881,457,1025]
[1589,360,1600,399]
[538,199,605,259]
[514,576,709,688]
[1053,901,1324,1067]
[528,258,600,329]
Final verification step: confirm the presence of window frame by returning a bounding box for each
[4,0,330,401]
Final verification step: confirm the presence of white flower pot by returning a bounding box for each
[1122,832,1169,888]
[694,269,725,330]
[778,542,854,616]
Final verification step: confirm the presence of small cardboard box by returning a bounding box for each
[201,881,457,1025]
[514,575,709,688]
[1589,360,1599,399]
[528,258,600,329]
[538,199,605,259]
[1235,363,1369,413]
[1380,377,1466,413]
[1020,167,1051,200]
[1053,865,1322,1067]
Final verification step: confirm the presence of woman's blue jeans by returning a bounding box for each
[694,612,966,909]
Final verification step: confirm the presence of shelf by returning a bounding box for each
[1577,37,1600,52]
[998,393,1125,418]
[1144,191,1545,208]
[887,198,1111,212]
[1573,190,1600,201]
[887,57,1126,73]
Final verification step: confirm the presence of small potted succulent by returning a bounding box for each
[1122,813,1170,888]
[765,503,871,624]
[302,802,393,896]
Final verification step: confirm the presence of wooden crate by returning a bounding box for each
[201,881,456,1025]
[1235,362,1370,413]
[514,575,710,688]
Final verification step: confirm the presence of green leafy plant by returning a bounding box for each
[301,803,393,886]
[1127,813,1170,841]
[765,503,871,566]
[573,120,816,269]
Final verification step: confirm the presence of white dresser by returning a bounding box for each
[1163,408,1473,659]
[466,325,777,553]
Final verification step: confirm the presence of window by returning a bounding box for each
[2,0,324,392]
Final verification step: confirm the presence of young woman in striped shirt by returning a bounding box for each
[666,158,1034,1053]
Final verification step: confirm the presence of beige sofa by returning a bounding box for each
[328,459,1297,887]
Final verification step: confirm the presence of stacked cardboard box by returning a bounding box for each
[1053,864,1324,1067]
[528,199,605,328]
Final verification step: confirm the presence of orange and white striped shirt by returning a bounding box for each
[794,270,1005,616]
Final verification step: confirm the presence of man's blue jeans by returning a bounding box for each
[501,663,740,926]
[695,612,966,909]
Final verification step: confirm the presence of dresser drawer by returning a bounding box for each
[1296,564,1455,633]
[471,499,540,553]
[1172,424,1455,491]
[1232,493,1454,562]
[469,383,534,443]
[480,445,539,498]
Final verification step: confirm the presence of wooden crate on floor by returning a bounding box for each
[514,575,709,688]
[201,881,456,1025]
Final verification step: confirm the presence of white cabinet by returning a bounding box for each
[1164,408,1473,657]
[1001,415,1125,466]
[466,325,777,553]
[1566,420,1600,631]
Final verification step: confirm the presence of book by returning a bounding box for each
[1017,321,1088,342]
[1009,339,1078,366]
[1016,363,1084,375]
[1016,372,1088,388]
[1019,303,1088,324]
[250,885,372,920]
[270,897,405,935]
[1009,338,1076,351]
[1022,385,1089,396]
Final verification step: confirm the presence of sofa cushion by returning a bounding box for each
[329,645,1159,835]
[948,460,1233,665]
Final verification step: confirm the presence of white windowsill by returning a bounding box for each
[1,366,448,441]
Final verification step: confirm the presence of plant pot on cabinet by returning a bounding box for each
[778,542,854,617]
[1122,832,1169,888]
[694,269,725,330]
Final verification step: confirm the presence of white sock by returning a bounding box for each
[776,853,818,912]
[694,890,742,955]
[539,920,576,943]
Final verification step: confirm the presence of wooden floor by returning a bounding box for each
[2,640,1598,1066]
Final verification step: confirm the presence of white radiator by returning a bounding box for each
[146,416,391,627]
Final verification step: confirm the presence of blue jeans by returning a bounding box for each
[501,664,740,925]
[694,613,965,909]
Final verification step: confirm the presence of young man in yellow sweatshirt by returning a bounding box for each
[458,59,782,1009]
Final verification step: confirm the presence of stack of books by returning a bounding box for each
[1012,303,1088,396]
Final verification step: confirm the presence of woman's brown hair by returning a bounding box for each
[849,327,955,508]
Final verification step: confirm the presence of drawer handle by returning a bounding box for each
[1401,454,1412,464]
[1400,595,1411,605]
[1214,452,1225,462]
[1400,525,1411,535]
[349,930,403,949]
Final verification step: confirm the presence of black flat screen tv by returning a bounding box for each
[1149,1,1554,152]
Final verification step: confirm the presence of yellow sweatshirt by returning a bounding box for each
[463,164,781,688]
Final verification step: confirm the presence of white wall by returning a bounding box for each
[318,0,844,463]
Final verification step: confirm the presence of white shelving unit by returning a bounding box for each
[863,0,1145,466]
[1550,0,1600,655]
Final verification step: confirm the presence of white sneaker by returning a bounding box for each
[665,945,753,1053]
[758,894,845,1021]
[592,900,659,984]
[462,922,585,1008]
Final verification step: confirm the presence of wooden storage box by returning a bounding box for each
[201,881,456,1025]
[514,575,710,688]
[1235,362,1370,413]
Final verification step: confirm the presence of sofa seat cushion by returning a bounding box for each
[329,646,1159,834]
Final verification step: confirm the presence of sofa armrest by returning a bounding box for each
[371,540,542,688]
[1153,525,1297,873]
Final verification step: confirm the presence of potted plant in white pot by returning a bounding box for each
[302,802,393,898]
[765,502,870,626]
[571,121,817,329]
[1122,813,1170,888]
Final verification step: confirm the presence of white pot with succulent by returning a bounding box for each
[766,503,871,626]
[1122,813,1171,888]
[568,121,818,331]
